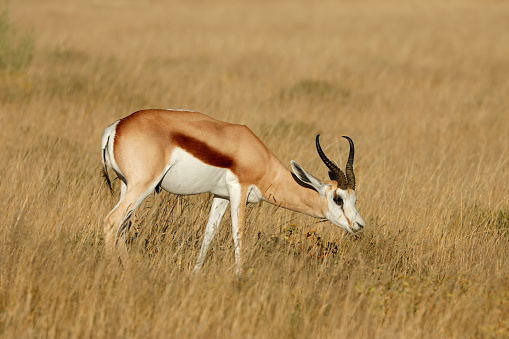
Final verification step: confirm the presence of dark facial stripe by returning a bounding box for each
[344,214,352,227]
[173,133,234,169]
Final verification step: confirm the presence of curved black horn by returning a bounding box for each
[316,134,348,190]
[342,136,356,190]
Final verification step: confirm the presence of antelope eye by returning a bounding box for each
[333,195,343,206]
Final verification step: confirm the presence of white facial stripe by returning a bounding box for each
[324,187,363,233]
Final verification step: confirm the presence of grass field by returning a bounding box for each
[1,0,509,337]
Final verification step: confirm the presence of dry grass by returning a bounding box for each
[1,0,509,337]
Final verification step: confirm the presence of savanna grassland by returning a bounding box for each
[1,0,509,337]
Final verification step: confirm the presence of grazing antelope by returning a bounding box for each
[101,109,365,275]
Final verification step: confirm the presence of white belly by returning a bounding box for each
[159,148,231,197]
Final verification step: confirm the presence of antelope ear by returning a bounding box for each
[290,160,328,196]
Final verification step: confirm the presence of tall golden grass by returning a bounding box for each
[1,0,508,337]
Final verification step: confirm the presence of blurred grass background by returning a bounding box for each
[1,0,508,337]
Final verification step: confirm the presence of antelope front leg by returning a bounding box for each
[229,186,248,277]
[192,196,229,274]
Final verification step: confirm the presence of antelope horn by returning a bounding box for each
[342,136,356,190]
[315,134,348,190]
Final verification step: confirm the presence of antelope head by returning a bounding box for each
[291,135,365,234]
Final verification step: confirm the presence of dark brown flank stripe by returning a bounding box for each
[173,133,234,169]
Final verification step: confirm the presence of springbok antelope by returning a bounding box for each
[101,109,365,275]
